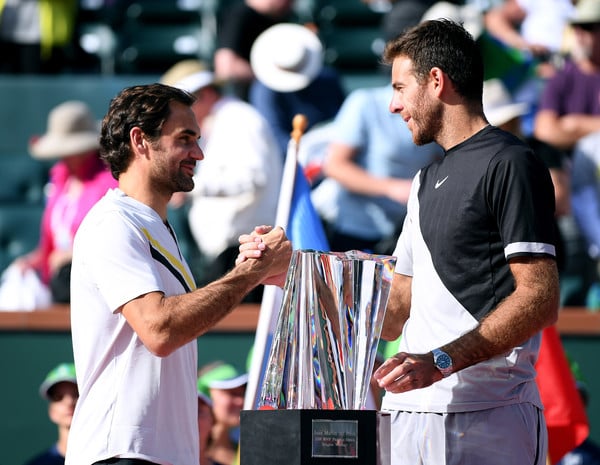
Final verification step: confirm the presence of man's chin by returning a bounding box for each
[177,180,195,193]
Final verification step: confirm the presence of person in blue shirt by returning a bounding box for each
[311,84,443,253]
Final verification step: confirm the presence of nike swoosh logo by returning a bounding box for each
[435,176,449,189]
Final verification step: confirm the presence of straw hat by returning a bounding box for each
[160,59,217,94]
[250,23,324,92]
[571,0,600,25]
[29,101,100,160]
[482,79,529,127]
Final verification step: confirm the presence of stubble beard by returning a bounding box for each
[152,160,195,195]
[411,92,443,146]
[174,171,195,193]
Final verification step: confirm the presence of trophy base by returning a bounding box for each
[240,409,390,465]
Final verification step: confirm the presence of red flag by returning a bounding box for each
[535,325,589,464]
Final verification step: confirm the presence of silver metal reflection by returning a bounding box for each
[259,249,397,410]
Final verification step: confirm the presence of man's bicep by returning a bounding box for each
[510,255,558,290]
[509,255,559,326]
[120,291,166,346]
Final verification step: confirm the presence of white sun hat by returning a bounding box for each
[250,23,324,92]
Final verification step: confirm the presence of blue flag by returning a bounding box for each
[287,162,330,251]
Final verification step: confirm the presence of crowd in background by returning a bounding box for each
[3,0,600,308]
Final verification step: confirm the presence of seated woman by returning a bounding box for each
[12,100,117,303]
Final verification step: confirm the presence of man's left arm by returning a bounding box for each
[375,256,559,392]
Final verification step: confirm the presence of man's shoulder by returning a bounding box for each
[455,126,529,159]
[76,190,155,241]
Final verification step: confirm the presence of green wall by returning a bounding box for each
[0,330,254,465]
[2,330,600,465]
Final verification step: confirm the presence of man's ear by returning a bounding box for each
[130,127,147,154]
[429,67,445,96]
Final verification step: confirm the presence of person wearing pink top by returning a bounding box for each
[12,100,117,303]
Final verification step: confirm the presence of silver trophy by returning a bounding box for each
[259,249,397,410]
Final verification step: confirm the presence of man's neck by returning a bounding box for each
[119,177,170,221]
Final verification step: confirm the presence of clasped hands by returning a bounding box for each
[237,225,292,287]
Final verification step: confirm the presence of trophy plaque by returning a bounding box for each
[240,250,396,465]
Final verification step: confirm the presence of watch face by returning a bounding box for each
[436,353,452,369]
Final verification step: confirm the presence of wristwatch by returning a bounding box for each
[432,348,453,377]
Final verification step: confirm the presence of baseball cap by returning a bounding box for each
[197,362,248,398]
[39,362,77,400]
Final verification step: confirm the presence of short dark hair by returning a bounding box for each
[383,19,484,102]
[100,83,196,179]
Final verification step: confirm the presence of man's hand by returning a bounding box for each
[237,225,273,263]
[237,225,292,287]
[373,352,443,393]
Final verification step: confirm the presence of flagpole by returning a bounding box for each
[243,114,309,410]
[274,114,308,226]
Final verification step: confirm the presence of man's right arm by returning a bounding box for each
[122,226,291,357]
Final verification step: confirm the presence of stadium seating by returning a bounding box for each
[314,0,386,72]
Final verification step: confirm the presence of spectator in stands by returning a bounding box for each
[161,60,283,302]
[249,23,346,157]
[569,130,600,305]
[213,0,295,100]
[0,0,78,74]
[484,0,576,135]
[196,388,223,465]
[23,362,78,465]
[534,0,600,153]
[311,84,443,254]
[197,362,248,465]
[484,0,575,64]
[12,100,117,304]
